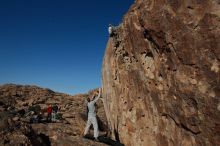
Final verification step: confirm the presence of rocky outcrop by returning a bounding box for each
[102,0,220,146]
[0,84,108,146]
[0,117,51,146]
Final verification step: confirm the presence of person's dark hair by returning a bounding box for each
[87,97,90,102]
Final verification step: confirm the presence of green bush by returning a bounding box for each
[56,113,63,120]
[28,105,41,113]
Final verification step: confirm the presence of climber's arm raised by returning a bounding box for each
[92,88,101,103]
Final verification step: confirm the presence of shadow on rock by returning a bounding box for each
[26,129,51,146]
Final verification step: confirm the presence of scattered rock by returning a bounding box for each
[217,103,220,111]
[0,84,108,146]
[12,116,20,121]
[62,113,74,118]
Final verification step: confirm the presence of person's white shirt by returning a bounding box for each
[87,97,98,117]
[87,89,101,117]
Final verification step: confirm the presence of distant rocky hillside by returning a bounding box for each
[0,84,108,146]
[102,0,220,146]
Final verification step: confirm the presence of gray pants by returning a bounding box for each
[51,112,56,122]
[84,116,99,138]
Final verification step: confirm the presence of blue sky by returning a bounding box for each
[0,0,134,95]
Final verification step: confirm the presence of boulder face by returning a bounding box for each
[102,0,220,146]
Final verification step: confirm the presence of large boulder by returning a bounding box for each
[102,0,220,146]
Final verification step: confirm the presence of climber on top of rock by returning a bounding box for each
[108,24,115,37]
[83,88,102,141]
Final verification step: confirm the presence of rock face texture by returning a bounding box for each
[0,84,108,146]
[102,0,220,146]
